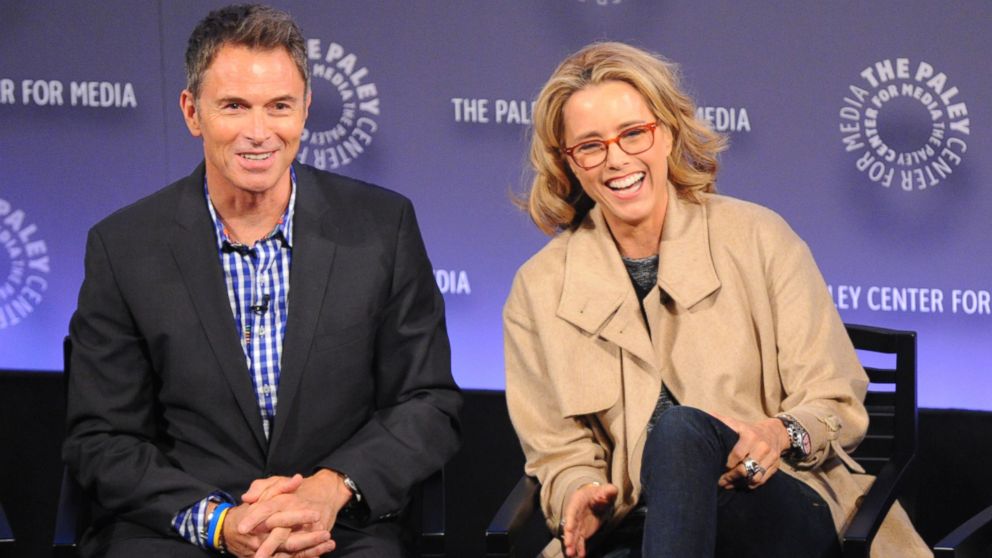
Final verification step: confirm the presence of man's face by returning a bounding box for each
[180,44,309,197]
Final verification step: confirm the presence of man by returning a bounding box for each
[63,5,461,557]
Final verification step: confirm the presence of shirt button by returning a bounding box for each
[262,385,272,395]
[257,326,266,336]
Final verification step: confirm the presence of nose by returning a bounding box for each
[245,109,271,144]
[604,141,629,168]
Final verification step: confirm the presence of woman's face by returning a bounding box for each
[561,80,673,235]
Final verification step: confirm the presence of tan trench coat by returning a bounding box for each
[503,185,930,557]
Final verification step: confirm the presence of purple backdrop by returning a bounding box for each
[1,0,989,410]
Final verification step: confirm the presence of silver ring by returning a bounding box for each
[743,458,766,481]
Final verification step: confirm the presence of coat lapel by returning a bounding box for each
[555,205,661,491]
[649,184,722,406]
[167,165,267,453]
[556,206,656,368]
[267,165,337,454]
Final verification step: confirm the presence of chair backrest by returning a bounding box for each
[844,324,918,475]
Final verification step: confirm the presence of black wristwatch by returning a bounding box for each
[339,474,370,522]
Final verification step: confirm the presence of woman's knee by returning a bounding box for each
[647,406,714,444]
[642,406,737,466]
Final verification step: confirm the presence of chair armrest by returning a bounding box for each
[52,467,88,557]
[0,502,13,543]
[933,504,992,558]
[417,469,445,557]
[842,454,914,558]
[486,476,552,557]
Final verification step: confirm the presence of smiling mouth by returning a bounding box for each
[606,172,645,191]
[240,152,273,161]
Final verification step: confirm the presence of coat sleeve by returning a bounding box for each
[503,271,610,533]
[317,199,462,521]
[63,227,219,536]
[762,215,869,471]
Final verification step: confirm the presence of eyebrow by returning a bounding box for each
[214,94,300,106]
[571,119,651,142]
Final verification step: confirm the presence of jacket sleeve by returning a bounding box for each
[317,199,462,521]
[763,216,869,471]
[503,272,610,533]
[63,228,219,536]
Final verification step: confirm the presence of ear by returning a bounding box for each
[179,89,202,137]
[658,124,674,158]
[304,90,312,119]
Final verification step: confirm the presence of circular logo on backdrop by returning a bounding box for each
[0,197,50,330]
[838,58,970,191]
[299,39,380,170]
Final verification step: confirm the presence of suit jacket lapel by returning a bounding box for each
[167,165,268,453]
[267,165,337,454]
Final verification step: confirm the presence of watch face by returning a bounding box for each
[786,422,811,457]
[778,415,811,459]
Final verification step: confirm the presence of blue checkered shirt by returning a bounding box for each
[171,173,296,548]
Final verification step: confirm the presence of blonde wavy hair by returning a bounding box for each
[526,42,727,235]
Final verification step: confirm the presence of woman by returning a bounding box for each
[503,42,930,558]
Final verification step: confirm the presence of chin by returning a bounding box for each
[229,178,272,194]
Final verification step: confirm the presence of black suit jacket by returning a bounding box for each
[63,162,462,551]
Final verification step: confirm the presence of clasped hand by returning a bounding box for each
[221,469,353,558]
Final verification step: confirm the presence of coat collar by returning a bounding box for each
[656,184,721,309]
[556,182,721,362]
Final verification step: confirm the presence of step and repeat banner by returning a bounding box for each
[1,1,989,409]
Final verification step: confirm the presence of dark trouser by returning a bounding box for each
[619,406,840,558]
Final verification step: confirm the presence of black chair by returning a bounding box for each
[56,337,446,557]
[932,504,992,557]
[411,469,446,558]
[52,467,86,558]
[486,323,919,558]
[841,323,918,557]
[53,336,89,558]
[0,502,14,551]
[0,505,15,558]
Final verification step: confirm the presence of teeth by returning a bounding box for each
[607,172,645,190]
[242,152,272,161]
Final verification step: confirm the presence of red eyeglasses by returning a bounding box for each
[562,122,660,170]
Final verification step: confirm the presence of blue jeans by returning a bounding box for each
[622,406,840,558]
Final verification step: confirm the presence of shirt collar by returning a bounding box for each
[204,167,296,252]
